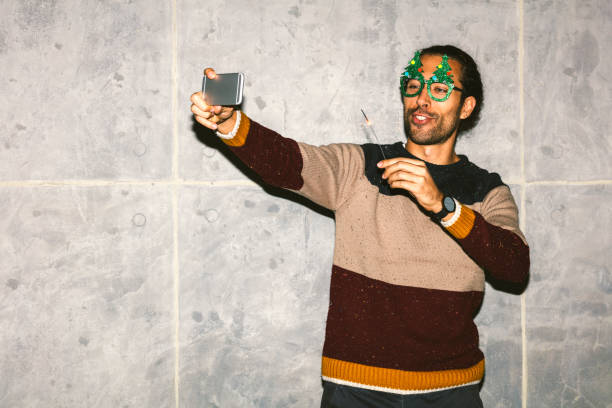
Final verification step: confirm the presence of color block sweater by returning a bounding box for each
[219,112,530,394]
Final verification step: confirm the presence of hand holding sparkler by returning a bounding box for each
[362,108,445,214]
[377,156,445,214]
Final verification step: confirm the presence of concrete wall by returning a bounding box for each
[1,0,610,407]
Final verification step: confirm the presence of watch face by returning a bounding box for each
[443,196,456,212]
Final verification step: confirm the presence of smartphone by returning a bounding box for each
[202,72,244,106]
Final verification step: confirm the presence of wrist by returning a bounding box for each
[431,201,443,214]
[432,196,456,221]
[440,199,462,228]
[441,211,454,222]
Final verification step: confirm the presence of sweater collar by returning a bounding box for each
[386,142,468,171]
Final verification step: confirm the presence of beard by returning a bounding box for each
[404,105,462,146]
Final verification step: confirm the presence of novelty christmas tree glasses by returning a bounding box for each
[400,51,463,102]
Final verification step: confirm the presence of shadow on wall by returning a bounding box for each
[192,117,334,221]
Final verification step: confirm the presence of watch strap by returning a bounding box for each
[432,196,456,220]
[441,199,462,227]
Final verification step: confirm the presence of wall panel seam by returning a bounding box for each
[1,179,610,188]
[171,0,180,406]
[518,0,528,406]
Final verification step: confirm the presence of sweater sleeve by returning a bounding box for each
[219,112,362,211]
[444,185,530,285]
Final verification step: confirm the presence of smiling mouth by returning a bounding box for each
[411,111,435,125]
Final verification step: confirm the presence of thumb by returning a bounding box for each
[204,67,217,79]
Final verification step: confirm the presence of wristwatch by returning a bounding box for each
[432,196,456,220]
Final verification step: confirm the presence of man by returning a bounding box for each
[191,45,529,407]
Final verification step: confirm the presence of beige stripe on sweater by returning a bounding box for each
[296,142,523,292]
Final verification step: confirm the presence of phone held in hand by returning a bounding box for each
[202,72,244,106]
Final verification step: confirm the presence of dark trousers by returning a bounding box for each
[320,381,484,408]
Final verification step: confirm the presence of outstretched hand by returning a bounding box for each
[190,68,236,132]
[378,157,444,213]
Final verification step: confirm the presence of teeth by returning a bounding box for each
[416,115,426,120]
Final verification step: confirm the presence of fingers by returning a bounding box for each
[385,170,424,185]
[190,100,211,118]
[191,96,236,130]
[192,109,218,129]
[379,159,443,211]
[377,157,425,169]
[190,91,210,111]
[385,170,425,196]
[193,113,219,130]
[191,91,226,130]
[189,97,215,130]
[190,91,227,113]
[388,179,418,192]
[380,159,427,180]
[383,167,440,210]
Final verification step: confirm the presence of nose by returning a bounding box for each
[416,85,431,109]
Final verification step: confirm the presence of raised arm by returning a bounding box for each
[190,69,362,211]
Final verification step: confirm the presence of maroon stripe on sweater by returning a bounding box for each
[459,212,530,285]
[229,119,304,190]
[322,265,484,372]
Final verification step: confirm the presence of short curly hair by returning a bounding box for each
[419,45,484,134]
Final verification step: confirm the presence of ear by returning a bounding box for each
[459,96,476,119]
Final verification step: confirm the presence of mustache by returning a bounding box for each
[406,108,438,119]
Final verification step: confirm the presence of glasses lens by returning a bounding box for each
[402,78,423,97]
[429,82,451,101]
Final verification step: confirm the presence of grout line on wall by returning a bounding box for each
[0,180,175,187]
[0,179,260,188]
[180,180,259,187]
[171,0,180,406]
[524,179,612,186]
[505,179,612,186]
[1,178,610,189]
[172,185,180,408]
[518,0,527,407]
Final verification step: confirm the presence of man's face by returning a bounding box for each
[403,54,468,146]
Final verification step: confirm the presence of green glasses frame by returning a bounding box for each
[400,76,464,102]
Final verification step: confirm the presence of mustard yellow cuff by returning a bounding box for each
[221,112,250,147]
[445,205,475,239]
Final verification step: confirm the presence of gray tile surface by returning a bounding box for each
[0,186,174,407]
[1,1,611,407]
[179,0,521,183]
[476,284,523,408]
[178,186,334,407]
[0,0,173,180]
[524,0,612,181]
[525,185,612,407]
[178,0,398,182]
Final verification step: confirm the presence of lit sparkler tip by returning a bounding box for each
[360,108,386,159]
[360,108,372,126]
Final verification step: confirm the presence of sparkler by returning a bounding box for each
[360,109,387,160]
